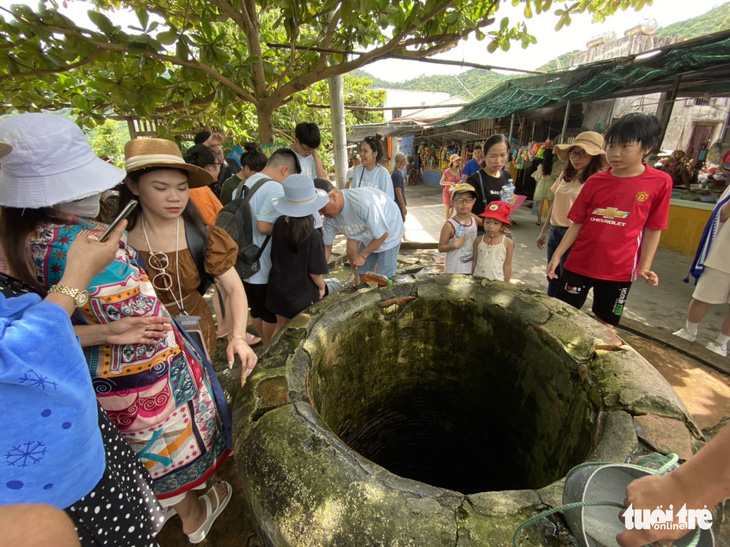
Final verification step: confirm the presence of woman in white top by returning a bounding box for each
[350,134,394,199]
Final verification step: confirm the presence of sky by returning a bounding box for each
[363,0,723,82]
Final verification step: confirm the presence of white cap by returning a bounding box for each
[0,113,126,208]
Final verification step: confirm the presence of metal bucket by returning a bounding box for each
[563,463,714,547]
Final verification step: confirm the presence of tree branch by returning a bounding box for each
[271,0,458,106]
[0,37,29,49]
[321,5,342,53]
[239,0,267,98]
[207,0,247,30]
[0,49,107,82]
[154,93,215,113]
[46,26,257,103]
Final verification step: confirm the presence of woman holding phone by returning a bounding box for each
[0,113,251,544]
[119,138,256,364]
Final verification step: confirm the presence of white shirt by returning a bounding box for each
[322,187,404,252]
[241,173,283,284]
[295,152,317,179]
[351,165,394,199]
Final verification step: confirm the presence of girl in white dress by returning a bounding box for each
[472,201,514,282]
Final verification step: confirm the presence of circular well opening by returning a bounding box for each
[309,290,598,494]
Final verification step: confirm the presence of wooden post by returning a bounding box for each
[508,113,515,143]
[655,77,681,157]
[328,74,348,188]
[559,100,571,144]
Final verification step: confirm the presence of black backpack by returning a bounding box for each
[215,177,273,280]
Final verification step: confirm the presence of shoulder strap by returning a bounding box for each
[184,218,212,295]
[235,178,273,260]
[242,177,273,204]
[476,171,488,206]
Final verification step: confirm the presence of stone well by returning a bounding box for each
[233,275,700,546]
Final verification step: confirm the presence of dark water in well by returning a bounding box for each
[341,389,529,495]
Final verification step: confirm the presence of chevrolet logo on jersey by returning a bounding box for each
[592,207,629,219]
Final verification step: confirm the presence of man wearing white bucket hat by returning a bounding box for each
[265,174,329,335]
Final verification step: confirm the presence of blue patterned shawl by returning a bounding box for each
[685,185,730,284]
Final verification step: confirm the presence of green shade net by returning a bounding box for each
[431,31,730,128]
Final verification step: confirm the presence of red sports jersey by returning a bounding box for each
[564,164,672,282]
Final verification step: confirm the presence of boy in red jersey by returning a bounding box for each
[547,113,672,326]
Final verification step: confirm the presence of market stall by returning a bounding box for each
[661,185,726,256]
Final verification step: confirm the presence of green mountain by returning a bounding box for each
[353,4,730,96]
[536,50,582,72]
[656,2,730,39]
[350,68,508,99]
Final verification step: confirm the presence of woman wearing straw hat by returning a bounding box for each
[0,114,238,544]
[536,131,608,297]
[121,137,257,371]
[266,174,330,336]
[439,153,462,220]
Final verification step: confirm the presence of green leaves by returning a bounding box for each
[87,10,116,35]
[156,31,178,45]
[70,94,89,111]
[0,0,651,141]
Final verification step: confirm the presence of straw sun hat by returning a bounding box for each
[0,113,127,208]
[553,131,609,167]
[272,174,330,218]
[124,138,213,188]
[449,153,462,165]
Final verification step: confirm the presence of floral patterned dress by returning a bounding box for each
[31,218,231,500]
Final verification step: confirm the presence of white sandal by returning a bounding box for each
[186,481,233,544]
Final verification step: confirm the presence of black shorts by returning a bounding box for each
[556,269,632,326]
[243,281,276,323]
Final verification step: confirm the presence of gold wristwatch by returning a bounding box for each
[48,284,89,307]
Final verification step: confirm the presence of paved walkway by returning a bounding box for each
[402,183,729,352]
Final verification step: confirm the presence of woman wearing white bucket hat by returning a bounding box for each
[266,174,329,335]
[0,138,166,545]
[0,114,235,544]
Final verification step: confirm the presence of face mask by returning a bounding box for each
[55,193,101,218]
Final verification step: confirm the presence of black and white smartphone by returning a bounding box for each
[98,200,138,242]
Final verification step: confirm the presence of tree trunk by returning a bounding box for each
[256,101,276,144]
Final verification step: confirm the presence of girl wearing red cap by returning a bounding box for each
[472,201,514,282]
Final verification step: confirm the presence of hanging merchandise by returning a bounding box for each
[722,149,730,172]
[514,147,529,170]
[529,141,541,158]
